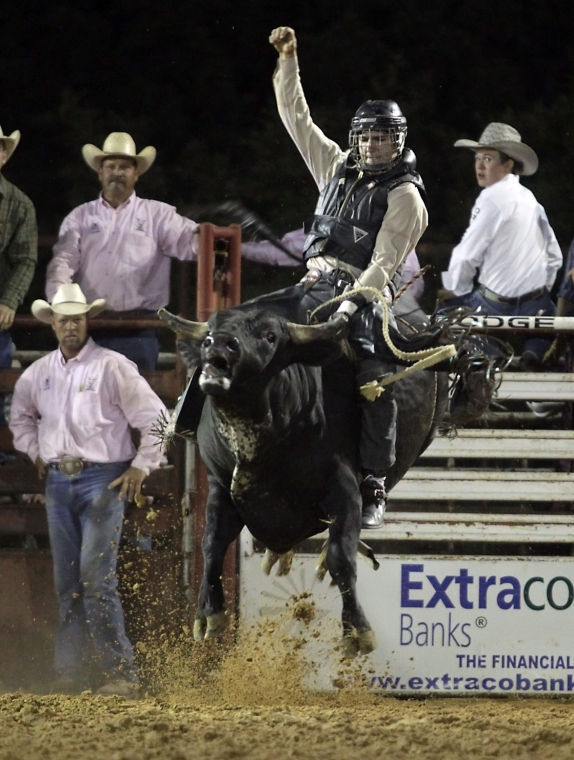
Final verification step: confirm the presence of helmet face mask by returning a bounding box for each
[349,100,407,172]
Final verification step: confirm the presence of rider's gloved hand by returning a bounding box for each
[269,27,297,59]
[333,291,368,322]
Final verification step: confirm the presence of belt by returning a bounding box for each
[301,267,356,294]
[478,285,546,305]
[48,457,101,476]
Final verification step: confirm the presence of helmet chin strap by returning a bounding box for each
[359,152,403,174]
[356,146,417,176]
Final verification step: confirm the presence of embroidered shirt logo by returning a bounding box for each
[135,218,146,232]
[353,226,369,243]
[78,377,97,392]
[41,377,50,391]
[88,222,100,234]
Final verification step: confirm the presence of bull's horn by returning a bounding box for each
[287,315,348,344]
[157,308,209,339]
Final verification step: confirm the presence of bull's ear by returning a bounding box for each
[157,308,209,340]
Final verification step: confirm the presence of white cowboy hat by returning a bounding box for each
[81,131,157,174]
[454,122,539,176]
[0,126,21,162]
[31,283,107,324]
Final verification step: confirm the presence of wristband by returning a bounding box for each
[336,300,360,319]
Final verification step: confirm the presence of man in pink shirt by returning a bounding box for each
[10,283,167,697]
[46,132,201,370]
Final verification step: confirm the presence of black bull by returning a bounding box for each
[157,300,485,658]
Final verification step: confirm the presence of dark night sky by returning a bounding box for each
[2,0,574,288]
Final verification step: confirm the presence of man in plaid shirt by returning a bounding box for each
[0,125,37,426]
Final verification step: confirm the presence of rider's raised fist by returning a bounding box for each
[269,26,297,58]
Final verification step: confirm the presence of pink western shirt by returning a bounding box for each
[10,338,167,475]
[241,228,306,266]
[46,193,200,311]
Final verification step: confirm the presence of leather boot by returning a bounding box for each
[360,474,387,529]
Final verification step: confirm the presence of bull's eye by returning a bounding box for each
[203,335,214,348]
[264,331,276,344]
[227,337,240,352]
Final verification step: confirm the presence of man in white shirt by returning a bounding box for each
[9,283,167,697]
[439,122,562,368]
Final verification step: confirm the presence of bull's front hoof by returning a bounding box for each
[193,617,205,641]
[358,628,377,654]
[341,627,377,658]
[193,611,227,641]
[361,502,386,529]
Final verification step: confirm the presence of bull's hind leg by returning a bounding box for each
[261,548,294,576]
[325,469,377,658]
[194,477,244,642]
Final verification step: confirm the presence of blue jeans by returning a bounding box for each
[0,330,12,427]
[45,461,138,684]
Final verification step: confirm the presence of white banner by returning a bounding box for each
[239,536,574,695]
[460,314,574,332]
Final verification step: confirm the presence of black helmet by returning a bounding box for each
[351,100,406,131]
[349,100,407,171]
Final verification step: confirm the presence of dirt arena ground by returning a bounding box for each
[2,689,574,760]
[1,621,574,760]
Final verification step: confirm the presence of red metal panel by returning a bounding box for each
[197,223,242,320]
[190,224,242,621]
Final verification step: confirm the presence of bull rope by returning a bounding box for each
[393,264,431,302]
[310,285,456,400]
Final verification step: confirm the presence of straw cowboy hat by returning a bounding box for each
[0,126,21,162]
[81,131,157,174]
[31,284,107,324]
[454,122,539,176]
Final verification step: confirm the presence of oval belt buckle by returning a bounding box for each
[59,456,84,476]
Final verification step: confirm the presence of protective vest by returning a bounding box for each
[303,149,426,276]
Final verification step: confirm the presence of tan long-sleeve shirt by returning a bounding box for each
[272,56,428,295]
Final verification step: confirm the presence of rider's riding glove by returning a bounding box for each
[334,291,368,321]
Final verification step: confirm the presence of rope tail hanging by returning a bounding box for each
[310,285,457,400]
[394,264,431,302]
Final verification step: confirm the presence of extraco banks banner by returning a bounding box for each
[239,537,574,695]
